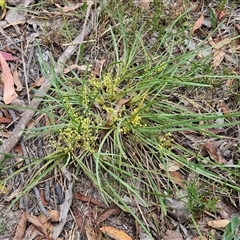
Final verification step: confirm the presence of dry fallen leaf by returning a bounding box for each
[25,224,44,239]
[40,189,49,206]
[26,213,48,235]
[212,49,225,68]
[38,214,54,234]
[0,51,19,61]
[97,203,122,225]
[4,46,18,55]
[13,212,27,240]
[85,218,103,240]
[217,9,227,21]
[213,38,232,50]
[63,64,89,74]
[74,209,86,234]
[207,219,230,229]
[13,68,23,91]
[31,76,45,88]
[75,192,105,208]
[162,230,183,240]
[204,141,227,164]
[100,226,132,240]
[169,171,185,188]
[0,116,12,124]
[14,144,24,168]
[0,52,18,104]
[49,210,60,222]
[191,14,204,35]
[106,97,131,125]
[55,3,83,12]
[218,100,230,115]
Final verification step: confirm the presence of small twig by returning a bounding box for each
[75,1,94,65]
[44,181,50,202]
[26,46,35,77]
[33,186,50,218]
[21,42,31,105]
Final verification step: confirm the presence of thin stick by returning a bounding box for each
[21,42,31,105]
[75,1,94,65]
[0,4,101,161]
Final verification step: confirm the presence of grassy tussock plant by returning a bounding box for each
[2,1,240,238]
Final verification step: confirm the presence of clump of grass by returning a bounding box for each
[34,8,240,235]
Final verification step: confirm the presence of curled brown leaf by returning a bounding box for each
[97,203,122,225]
[75,192,105,208]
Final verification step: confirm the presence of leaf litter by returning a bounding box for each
[0,0,240,239]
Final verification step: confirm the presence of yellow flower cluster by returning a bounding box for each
[52,98,97,154]
[119,108,145,134]
[156,62,167,73]
[129,108,142,127]
[158,132,173,150]
[82,87,90,105]
[88,74,119,96]
[0,0,6,9]
[63,97,80,122]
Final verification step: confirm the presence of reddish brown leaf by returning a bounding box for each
[100,226,132,240]
[40,189,49,206]
[4,46,18,55]
[191,14,204,35]
[217,9,227,21]
[75,192,105,208]
[74,209,86,234]
[0,51,19,61]
[97,203,122,225]
[0,52,18,104]
[13,212,27,240]
[0,116,12,124]
[204,141,227,164]
[14,144,23,155]
[14,144,24,168]
[45,115,51,126]
[1,108,11,119]
[218,100,230,114]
